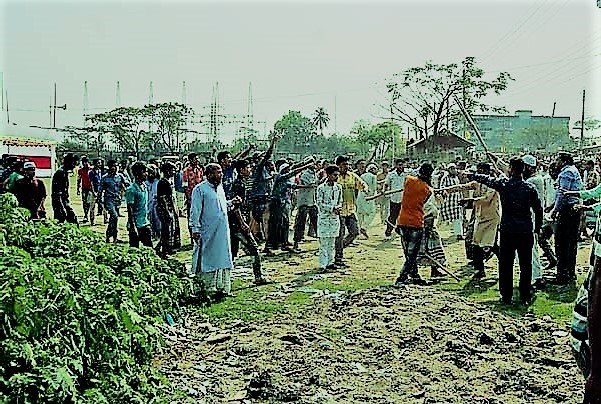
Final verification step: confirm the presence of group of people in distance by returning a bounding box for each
[2,141,601,402]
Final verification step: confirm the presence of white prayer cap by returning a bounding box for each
[522,155,537,167]
[447,162,457,169]
[303,156,313,164]
[279,163,290,174]
[23,161,36,170]
[367,164,378,172]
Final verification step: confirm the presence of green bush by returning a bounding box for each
[0,193,203,403]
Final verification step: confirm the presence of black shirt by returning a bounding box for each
[468,173,543,234]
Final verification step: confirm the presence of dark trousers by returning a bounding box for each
[129,225,152,248]
[231,228,262,278]
[335,214,359,261]
[555,206,581,280]
[499,231,533,302]
[385,202,402,236]
[105,203,120,239]
[539,222,557,264]
[52,200,78,225]
[293,205,317,242]
[399,226,424,278]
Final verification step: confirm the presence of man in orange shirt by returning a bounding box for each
[183,153,204,241]
[394,163,434,287]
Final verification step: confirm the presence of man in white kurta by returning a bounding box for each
[189,163,236,295]
[357,164,378,238]
[316,165,343,270]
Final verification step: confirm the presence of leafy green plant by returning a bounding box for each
[0,193,204,403]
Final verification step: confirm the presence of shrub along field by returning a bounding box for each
[0,193,204,403]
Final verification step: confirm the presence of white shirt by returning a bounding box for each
[385,170,406,203]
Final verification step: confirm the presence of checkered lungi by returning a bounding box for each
[439,175,462,222]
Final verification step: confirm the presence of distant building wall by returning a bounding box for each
[454,110,570,152]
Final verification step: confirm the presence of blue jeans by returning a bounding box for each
[399,226,424,279]
[105,202,120,239]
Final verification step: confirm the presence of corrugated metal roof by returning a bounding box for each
[0,137,55,147]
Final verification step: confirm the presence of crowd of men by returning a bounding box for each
[1,142,601,402]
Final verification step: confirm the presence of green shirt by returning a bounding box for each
[579,184,601,239]
[125,182,150,229]
[6,172,23,191]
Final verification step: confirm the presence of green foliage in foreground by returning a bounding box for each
[0,193,204,403]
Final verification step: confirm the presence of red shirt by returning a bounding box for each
[78,167,92,190]
[397,175,432,228]
[183,164,204,198]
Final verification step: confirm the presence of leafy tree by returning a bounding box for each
[312,107,330,136]
[145,103,193,154]
[86,107,151,159]
[385,56,513,138]
[574,117,601,132]
[273,110,316,154]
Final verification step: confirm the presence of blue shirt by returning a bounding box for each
[554,164,582,211]
[100,173,126,206]
[222,165,237,200]
[89,168,102,192]
[125,181,150,229]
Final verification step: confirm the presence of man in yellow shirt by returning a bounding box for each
[334,155,368,267]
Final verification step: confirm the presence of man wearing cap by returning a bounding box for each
[12,161,47,220]
[52,153,79,224]
[523,154,545,287]
[551,152,583,285]
[292,157,318,251]
[439,163,464,240]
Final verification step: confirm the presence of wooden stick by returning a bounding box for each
[423,252,460,281]
[365,188,403,201]
[452,95,489,154]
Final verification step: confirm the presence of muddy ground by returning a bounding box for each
[156,227,588,404]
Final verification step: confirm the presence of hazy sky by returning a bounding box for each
[1,0,600,144]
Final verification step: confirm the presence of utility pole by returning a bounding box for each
[52,82,67,129]
[1,72,3,111]
[334,95,337,134]
[5,88,9,124]
[547,101,556,143]
[115,81,121,107]
[83,81,89,127]
[148,81,154,105]
[390,101,394,159]
[580,89,586,147]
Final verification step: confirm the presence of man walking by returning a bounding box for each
[125,162,153,248]
[334,155,367,267]
[384,159,406,240]
[189,163,239,298]
[12,162,47,220]
[316,165,343,271]
[293,157,318,251]
[51,153,79,224]
[229,159,271,285]
[468,157,543,304]
[98,160,127,243]
[551,152,582,285]
[77,156,94,223]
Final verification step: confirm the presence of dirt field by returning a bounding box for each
[40,177,589,403]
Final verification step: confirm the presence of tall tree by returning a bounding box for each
[273,110,316,153]
[145,103,193,154]
[86,107,151,158]
[384,56,513,138]
[312,107,330,136]
[574,117,601,133]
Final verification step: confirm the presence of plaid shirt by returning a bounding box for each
[183,165,204,199]
[554,164,582,211]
